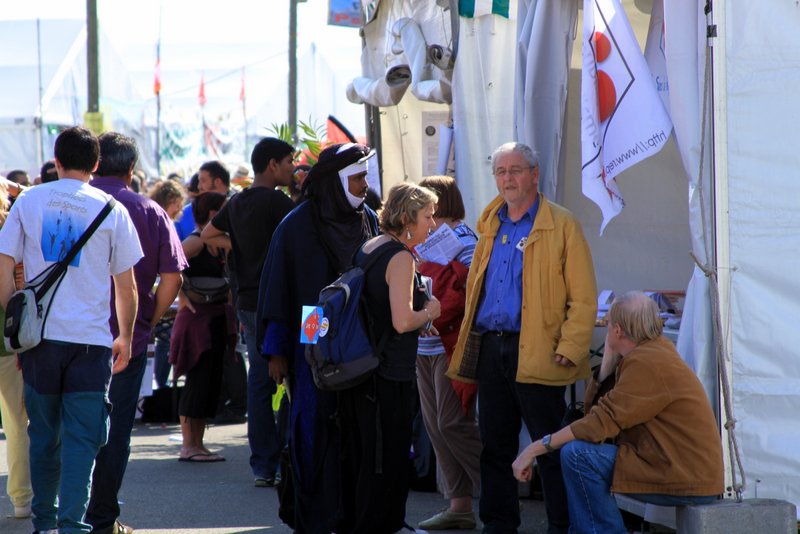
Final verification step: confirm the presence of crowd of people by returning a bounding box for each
[0,127,724,534]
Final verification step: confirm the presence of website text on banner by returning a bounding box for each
[581,0,673,234]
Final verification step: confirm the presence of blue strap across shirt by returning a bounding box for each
[474,196,539,333]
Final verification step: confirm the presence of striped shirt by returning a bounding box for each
[418,223,478,356]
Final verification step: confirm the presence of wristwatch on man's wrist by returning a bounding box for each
[542,434,555,453]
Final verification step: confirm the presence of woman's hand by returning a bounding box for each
[425,295,441,320]
[420,325,439,337]
[176,293,196,314]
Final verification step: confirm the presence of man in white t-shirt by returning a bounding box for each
[0,126,143,534]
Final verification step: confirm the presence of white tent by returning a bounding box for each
[359,0,800,514]
[0,18,140,177]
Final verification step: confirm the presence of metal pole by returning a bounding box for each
[87,0,99,114]
[155,9,162,176]
[288,0,298,143]
[85,0,104,133]
[156,91,161,175]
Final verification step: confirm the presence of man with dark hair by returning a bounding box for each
[259,143,380,532]
[198,160,230,194]
[0,126,142,534]
[54,127,100,172]
[40,160,59,183]
[86,132,187,534]
[202,137,295,486]
[174,172,200,241]
[6,170,30,187]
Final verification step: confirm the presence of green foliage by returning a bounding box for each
[267,118,327,165]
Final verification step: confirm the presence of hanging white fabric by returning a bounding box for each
[514,0,577,201]
[580,0,673,234]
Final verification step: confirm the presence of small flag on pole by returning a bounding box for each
[580,0,672,234]
[198,72,207,107]
[326,115,357,144]
[154,42,161,96]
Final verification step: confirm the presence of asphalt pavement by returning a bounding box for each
[0,419,550,533]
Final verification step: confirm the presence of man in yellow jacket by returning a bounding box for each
[447,142,597,534]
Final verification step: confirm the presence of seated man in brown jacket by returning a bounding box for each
[512,291,723,534]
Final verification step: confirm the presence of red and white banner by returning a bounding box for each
[581,0,672,234]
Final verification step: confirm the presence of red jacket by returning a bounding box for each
[418,260,477,414]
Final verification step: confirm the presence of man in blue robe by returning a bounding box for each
[258,143,379,533]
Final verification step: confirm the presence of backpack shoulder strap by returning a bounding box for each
[355,239,408,273]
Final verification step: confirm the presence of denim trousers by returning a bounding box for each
[237,309,282,478]
[153,336,171,388]
[21,341,112,534]
[560,440,716,534]
[85,350,148,532]
[477,333,569,534]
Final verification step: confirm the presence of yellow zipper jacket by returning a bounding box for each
[446,193,598,385]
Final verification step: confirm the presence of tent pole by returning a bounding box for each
[708,0,735,498]
[288,0,298,144]
[36,18,44,168]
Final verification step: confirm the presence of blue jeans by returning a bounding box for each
[561,440,716,534]
[21,341,112,534]
[85,350,148,532]
[154,335,171,388]
[561,441,626,534]
[477,333,569,534]
[237,309,281,478]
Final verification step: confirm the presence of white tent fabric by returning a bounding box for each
[0,19,143,176]
[452,14,517,223]
[662,2,716,401]
[667,0,800,512]
[719,2,800,509]
[514,0,577,200]
[0,19,87,174]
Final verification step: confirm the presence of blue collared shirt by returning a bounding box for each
[474,196,539,333]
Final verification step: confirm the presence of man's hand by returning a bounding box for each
[111,336,132,374]
[269,354,288,384]
[554,354,576,367]
[513,446,536,482]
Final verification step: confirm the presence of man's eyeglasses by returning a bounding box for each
[493,166,533,178]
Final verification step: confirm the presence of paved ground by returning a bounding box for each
[0,420,551,533]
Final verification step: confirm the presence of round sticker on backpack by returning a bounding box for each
[319,317,330,337]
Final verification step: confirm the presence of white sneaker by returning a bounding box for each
[13,504,31,518]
